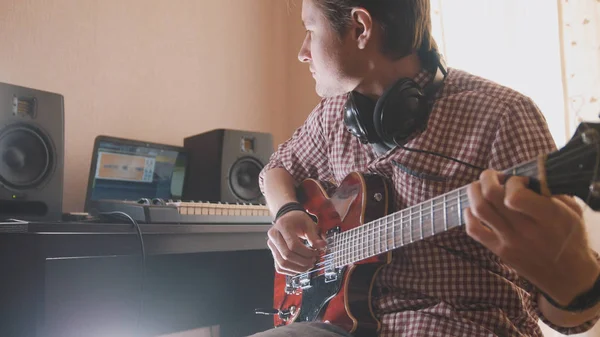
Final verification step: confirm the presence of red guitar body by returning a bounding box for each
[272,172,393,336]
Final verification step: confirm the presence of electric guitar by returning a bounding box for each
[263,122,600,336]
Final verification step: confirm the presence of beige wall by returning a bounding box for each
[0,0,292,212]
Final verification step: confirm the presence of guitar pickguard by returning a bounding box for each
[294,267,346,323]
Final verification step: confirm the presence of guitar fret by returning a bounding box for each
[376,220,380,256]
[392,213,396,249]
[400,210,404,246]
[408,207,414,243]
[334,234,338,267]
[419,204,424,239]
[360,226,364,260]
[377,219,381,256]
[458,189,463,225]
[357,226,361,261]
[362,225,365,260]
[350,229,353,264]
[365,224,369,259]
[384,217,389,251]
[364,224,367,259]
[385,217,389,252]
[367,222,370,258]
[431,199,435,236]
[364,223,368,259]
[347,230,351,265]
[344,231,348,266]
[371,221,375,257]
[365,223,375,258]
[341,234,345,266]
[353,228,357,263]
[360,226,364,261]
[443,195,448,231]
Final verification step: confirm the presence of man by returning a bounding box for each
[253,0,600,336]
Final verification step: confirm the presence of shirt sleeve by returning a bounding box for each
[488,96,600,333]
[487,96,557,171]
[259,99,333,194]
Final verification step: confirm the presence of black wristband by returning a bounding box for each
[541,273,600,312]
[274,202,306,222]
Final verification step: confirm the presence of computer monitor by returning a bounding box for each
[84,135,188,212]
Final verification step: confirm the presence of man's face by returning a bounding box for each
[298,0,362,98]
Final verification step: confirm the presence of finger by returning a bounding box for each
[269,229,318,266]
[302,219,327,250]
[555,195,583,216]
[464,207,500,249]
[479,170,506,208]
[268,239,311,275]
[268,239,296,276]
[467,181,513,237]
[276,224,320,258]
[503,176,555,223]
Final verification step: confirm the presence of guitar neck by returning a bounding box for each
[333,159,540,267]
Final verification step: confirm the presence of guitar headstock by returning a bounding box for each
[545,122,600,210]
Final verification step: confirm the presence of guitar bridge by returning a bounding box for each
[285,274,311,294]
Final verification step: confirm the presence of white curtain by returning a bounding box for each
[431,1,600,336]
[559,0,600,137]
[430,0,567,146]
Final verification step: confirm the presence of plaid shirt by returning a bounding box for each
[259,68,599,336]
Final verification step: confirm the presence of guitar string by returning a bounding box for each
[290,195,469,281]
[315,172,596,270]
[312,142,597,264]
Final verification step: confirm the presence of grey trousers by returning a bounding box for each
[248,322,354,337]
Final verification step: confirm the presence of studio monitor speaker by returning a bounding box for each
[0,82,64,221]
[183,129,274,205]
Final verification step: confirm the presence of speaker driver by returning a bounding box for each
[228,156,263,202]
[0,124,53,190]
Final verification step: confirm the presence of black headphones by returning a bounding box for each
[343,51,448,154]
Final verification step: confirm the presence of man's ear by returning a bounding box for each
[349,8,373,50]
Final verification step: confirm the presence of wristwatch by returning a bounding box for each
[542,274,600,312]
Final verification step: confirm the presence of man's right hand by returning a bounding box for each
[267,210,328,276]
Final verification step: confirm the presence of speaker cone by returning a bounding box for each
[228,157,263,202]
[0,124,53,190]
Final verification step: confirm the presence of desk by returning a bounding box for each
[0,221,275,337]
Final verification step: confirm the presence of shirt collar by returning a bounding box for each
[413,68,435,89]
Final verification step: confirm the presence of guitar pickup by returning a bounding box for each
[299,273,312,289]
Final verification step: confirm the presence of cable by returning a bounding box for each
[99,211,146,337]
[397,143,486,172]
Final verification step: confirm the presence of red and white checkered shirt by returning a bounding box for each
[259,68,599,336]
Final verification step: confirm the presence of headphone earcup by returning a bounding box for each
[343,91,379,144]
[373,79,427,149]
